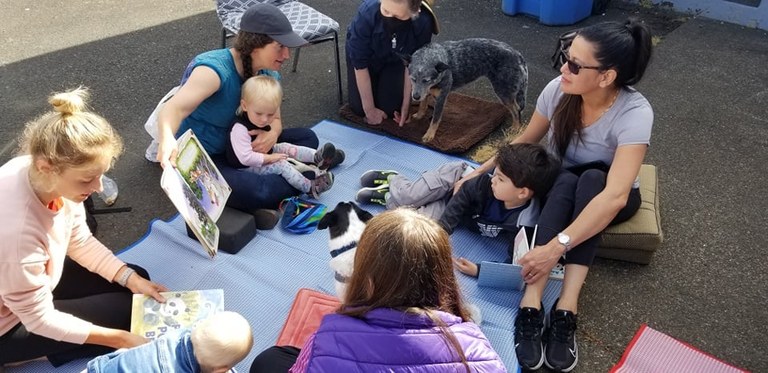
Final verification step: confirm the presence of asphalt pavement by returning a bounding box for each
[1,0,766,371]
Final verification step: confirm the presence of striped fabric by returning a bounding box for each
[611,324,748,373]
[216,0,339,42]
[9,121,560,373]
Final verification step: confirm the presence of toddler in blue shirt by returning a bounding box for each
[86,311,253,373]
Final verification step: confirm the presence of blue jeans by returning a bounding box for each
[216,128,319,211]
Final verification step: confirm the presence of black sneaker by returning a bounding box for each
[314,143,345,170]
[355,185,388,206]
[328,149,345,169]
[314,143,336,170]
[544,304,579,372]
[514,304,546,371]
[359,170,399,188]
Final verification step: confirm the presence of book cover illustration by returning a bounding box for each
[477,225,564,291]
[130,289,224,340]
[160,129,231,257]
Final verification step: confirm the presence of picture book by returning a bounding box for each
[130,289,224,340]
[160,129,232,257]
[477,225,565,291]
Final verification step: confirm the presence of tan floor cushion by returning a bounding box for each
[597,164,663,264]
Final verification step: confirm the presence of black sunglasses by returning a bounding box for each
[563,53,602,75]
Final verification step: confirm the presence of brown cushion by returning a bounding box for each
[339,92,511,154]
[597,164,663,264]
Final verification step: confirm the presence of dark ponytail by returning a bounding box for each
[233,32,275,80]
[551,18,653,156]
[622,19,653,85]
[580,17,653,87]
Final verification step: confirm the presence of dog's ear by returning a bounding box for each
[435,62,450,73]
[397,52,412,66]
[351,202,375,223]
[317,210,336,230]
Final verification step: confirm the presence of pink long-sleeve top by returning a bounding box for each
[0,156,126,344]
[230,122,266,168]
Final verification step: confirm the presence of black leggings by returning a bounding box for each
[250,346,301,373]
[0,259,149,367]
[346,56,406,118]
[535,168,641,266]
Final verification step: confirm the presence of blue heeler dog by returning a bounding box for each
[403,38,528,143]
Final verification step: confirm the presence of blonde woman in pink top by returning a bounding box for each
[0,88,168,368]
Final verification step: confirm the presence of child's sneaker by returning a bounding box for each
[328,149,345,169]
[310,171,334,198]
[359,170,399,188]
[314,143,344,170]
[355,185,389,206]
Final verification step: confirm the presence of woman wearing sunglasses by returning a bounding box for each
[457,18,653,372]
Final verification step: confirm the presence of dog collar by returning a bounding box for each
[334,271,349,283]
[330,242,357,258]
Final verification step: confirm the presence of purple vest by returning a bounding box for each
[305,308,507,372]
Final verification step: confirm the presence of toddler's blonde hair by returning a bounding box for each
[191,311,254,373]
[239,75,282,115]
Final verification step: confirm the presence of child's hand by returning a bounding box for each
[364,107,388,125]
[452,257,479,277]
[263,153,289,164]
[393,110,411,127]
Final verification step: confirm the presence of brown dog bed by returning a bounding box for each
[339,92,511,154]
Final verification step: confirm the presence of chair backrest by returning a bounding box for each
[216,0,258,34]
[215,0,338,42]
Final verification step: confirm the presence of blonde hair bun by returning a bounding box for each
[49,87,89,116]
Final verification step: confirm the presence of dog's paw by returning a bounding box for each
[422,131,436,143]
[411,111,425,120]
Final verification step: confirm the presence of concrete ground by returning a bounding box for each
[1,0,766,371]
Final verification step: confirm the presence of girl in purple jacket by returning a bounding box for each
[251,208,506,372]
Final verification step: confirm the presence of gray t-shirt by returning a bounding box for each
[536,76,653,188]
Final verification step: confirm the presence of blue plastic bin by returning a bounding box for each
[502,0,593,26]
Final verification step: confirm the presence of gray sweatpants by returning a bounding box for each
[385,161,468,219]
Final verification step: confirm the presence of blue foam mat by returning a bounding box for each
[9,121,561,373]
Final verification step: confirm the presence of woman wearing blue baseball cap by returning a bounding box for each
[155,3,340,226]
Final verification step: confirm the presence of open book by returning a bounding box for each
[477,225,565,291]
[160,129,231,257]
[130,289,224,340]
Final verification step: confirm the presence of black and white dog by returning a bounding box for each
[404,38,528,143]
[317,202,374,300]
